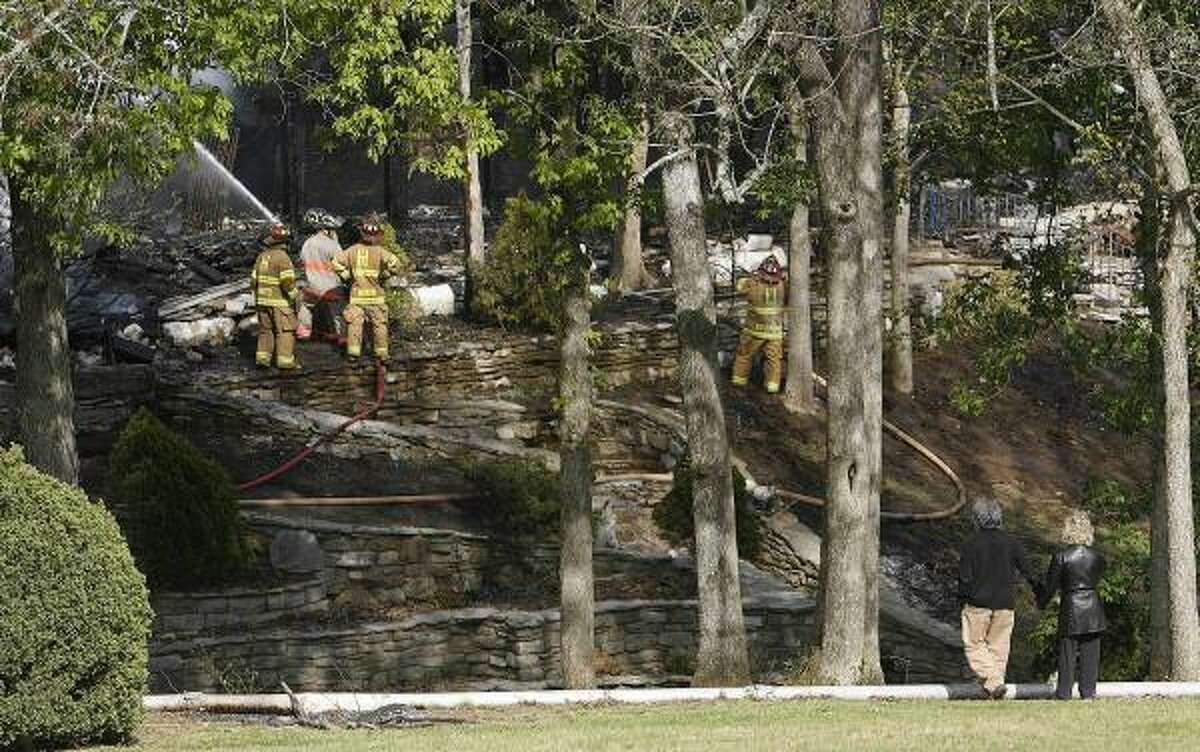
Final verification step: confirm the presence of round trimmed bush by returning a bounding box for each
[108,408,247,590]
[0,446,151,749]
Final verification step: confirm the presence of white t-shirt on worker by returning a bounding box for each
[300,232,343,296]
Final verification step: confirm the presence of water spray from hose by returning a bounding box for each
[191,140,278,224]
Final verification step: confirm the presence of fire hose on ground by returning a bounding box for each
[236,360,387,492]
[772,373,969,523]
[595,370,967,524]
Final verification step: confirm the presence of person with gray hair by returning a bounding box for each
[958,497,1040,699]
[1037,510,1106,699]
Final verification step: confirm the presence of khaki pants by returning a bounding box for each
[344,304,389,359]
[731,333,783,392]
[961,606,1014,692]
[256,307,298,368]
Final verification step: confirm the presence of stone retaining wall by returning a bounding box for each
[243,513,695,609]
[148,590,966,693]
[247,514,491,607]
[147,513,967,692]
[191,317,732,422]
[592,401,682,473]
[152,577,328,635]
[148,595,818,693]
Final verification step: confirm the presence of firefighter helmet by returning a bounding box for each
[756,254,784,281]
[358,211,386,241]
[259,223,291,248]
[303,208,344,230]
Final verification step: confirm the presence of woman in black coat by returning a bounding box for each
[1037,511,1106,700]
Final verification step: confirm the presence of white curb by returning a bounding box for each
[145,681,1200,714]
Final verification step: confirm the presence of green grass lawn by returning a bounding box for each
[92,699,1200,751]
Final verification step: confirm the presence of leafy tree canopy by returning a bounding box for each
[0,1,234,248]
[0,0,503,250]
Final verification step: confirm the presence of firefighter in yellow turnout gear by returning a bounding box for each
[732,255,786,393]
[332,213,403,362]
[252,224,301,370]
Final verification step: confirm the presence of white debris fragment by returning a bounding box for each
[163,317,236,347]
[76,348,104,367]
[411,284,456,316]
[735,234,774,252]
[122,323,146,343]
[1090,283,1125,308]
[704,237,789,285]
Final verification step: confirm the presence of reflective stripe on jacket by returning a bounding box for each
[332,243,403,307]
[252,246,297,308]
[737,277,785,341]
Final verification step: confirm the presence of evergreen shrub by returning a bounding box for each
[379,221,419,330]
[109,408,248,590]
[464,458,561,542]
[473,195,576,332]
[653,455,762,559]
[0,447,151,749]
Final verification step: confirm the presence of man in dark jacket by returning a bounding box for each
[959,497,1040,699]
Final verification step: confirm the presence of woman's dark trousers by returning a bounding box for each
[1057,632,1101,699]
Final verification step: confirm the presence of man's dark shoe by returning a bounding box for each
[990,684,1008,700]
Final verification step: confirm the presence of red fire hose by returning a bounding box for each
[237,360,387,491]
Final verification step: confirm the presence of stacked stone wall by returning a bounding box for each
[148,591,966,693]
[152,578,327,635]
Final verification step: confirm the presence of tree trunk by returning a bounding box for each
[660,112,750,687]
[457,0,486,313]
[558,268,596,690]
[1099,0,1200,680]
[612,112,654,292]
[852,0,886,683]
[1135,185,1171,679]
[985,0,1000,112]
[0,171,10,311]
[887,82,914,395]
[383,147,410,229]
[283,94,303,224]
[798,0,884,685]
[783,93,815,412]
[10,180,79,485]
[1158,207,1200,679]
[1150,440,1173,678]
